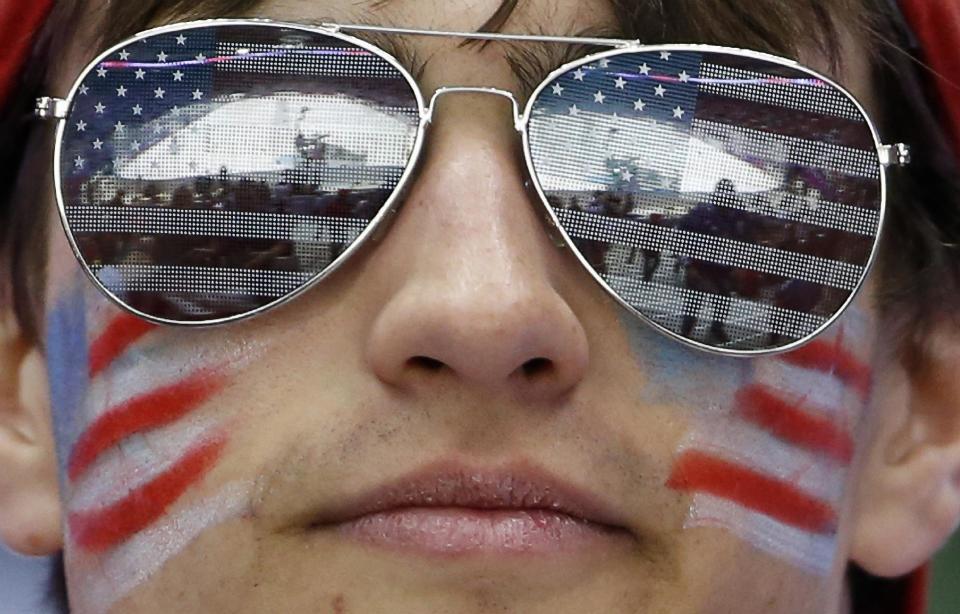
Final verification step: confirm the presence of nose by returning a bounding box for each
[364,96,590,402]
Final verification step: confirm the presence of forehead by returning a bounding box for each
[264,0,621,33]
[57,0,873,102]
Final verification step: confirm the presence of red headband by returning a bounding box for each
[899,0,960,157]
[0,0,54,110]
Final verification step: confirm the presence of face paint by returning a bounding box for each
[46,278,92,477]
[46,275,263,610]
[666,317,872,574]
[67,369,226,482]
[88,313,158,377]
[622,319,752,411]
[69,481,252,613]
[623,306,873,574]
[69,433,228,552]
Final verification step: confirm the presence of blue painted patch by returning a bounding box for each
[45,279,90,481]
[619,314,750,414]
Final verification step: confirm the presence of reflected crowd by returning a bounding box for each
[550,176,875,347]
[72,173,391,276]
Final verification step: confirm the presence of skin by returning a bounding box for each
[3,1,960,613]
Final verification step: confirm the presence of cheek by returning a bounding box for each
[621,305,876,575]
[622,317,752,409]
[45,271,258,610]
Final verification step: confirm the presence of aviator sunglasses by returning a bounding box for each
[36,19,911,355]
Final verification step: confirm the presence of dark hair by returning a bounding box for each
[1,0,957,611]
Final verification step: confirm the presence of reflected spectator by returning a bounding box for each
[603,193,629,218]
[143,183,163,206]
[196,178,215,208]
[171,184,194,209]
[640,213,665,282]
[677,179,740,345]
[768,277,824,347]
[545,194,564,211]
[354,196,382,220]
[255,181,271,209]
[108,189,126,207]
[327,189,355,218]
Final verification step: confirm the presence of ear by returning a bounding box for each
[851,320,960,577]
[0,305,62,556]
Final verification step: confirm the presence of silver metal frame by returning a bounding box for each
[45,19,429,328]
[38,18,908,357]
[518,43,897,357]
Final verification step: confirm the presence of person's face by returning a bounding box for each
[19,1,940,613]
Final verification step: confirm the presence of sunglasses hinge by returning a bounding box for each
[879,143,912,167]
[35,96,69,120]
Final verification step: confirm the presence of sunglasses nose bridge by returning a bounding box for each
[425,86,522,130]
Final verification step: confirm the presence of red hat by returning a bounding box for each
[899,0,960,157]
[0,0,54,109]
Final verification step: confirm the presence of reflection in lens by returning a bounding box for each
[527,50,882,352]
[60,24,421,323]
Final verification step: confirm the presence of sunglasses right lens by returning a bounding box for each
[527,49,882,353]
[58,23,422,323]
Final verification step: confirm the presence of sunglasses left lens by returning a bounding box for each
[58,23,422,323]
[525,48,883,353]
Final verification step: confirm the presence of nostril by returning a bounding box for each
[521,357,553,378]
[409,356,445,371]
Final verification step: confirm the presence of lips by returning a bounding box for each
[310,461,633,555]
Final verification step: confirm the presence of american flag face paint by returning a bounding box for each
[45,277,260,609]
[623,304,874,574]
[69,481,252,613]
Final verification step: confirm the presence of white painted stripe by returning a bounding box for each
[686,493,839,576]
[71,481,251,613]
[80,335,255,423]
[214,41,402,79]
[68,419,219,510]
[679,421,848,501]
[750,360,858,416]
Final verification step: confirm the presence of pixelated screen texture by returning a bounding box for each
[528,50,881,351]
[59,25,421,322]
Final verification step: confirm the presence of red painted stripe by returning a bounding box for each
[779,339,872,398]
[68,372,225,482]
[666,450,837,533]
[69,436,226,553]
[736,384,855,464]
[89,314,157,377]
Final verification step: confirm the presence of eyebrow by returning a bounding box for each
[301,18,430,80]
[500,37,616,100]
